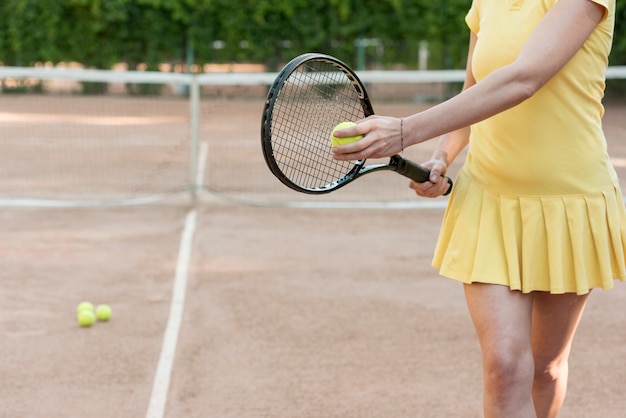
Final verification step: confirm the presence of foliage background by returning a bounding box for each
[0,0,624,95]
[2,0,623,70]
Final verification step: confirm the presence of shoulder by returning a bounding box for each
[466,0,613,33]
[465,0,482,33]
[555,0,613,21]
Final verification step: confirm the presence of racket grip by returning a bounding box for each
[393,156,453,196]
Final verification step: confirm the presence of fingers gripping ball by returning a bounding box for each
[331,121,364,147]
[95,304,112,321]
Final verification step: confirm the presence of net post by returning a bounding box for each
[189,75,200,204]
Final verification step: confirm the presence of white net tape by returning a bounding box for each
[1,65,625,207]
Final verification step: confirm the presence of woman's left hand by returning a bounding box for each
[408,158,451,198]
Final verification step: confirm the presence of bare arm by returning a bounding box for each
[332,0,607,161]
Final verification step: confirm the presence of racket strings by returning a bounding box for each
[269,60,366,190]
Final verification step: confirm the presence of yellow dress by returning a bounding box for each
[432,0,626,294]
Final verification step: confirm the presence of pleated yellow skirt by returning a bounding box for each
[432,167,626,295]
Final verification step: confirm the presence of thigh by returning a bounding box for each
[464,283,534,352]
[531,291,590,362]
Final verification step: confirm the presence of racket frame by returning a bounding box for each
[261,53,451,195]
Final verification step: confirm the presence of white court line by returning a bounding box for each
[146,209,197,418]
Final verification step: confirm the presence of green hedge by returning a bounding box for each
[0,0,623,72]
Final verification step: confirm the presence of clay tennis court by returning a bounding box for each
[1,93,626,418]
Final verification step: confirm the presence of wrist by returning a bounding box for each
[400,114,426,149]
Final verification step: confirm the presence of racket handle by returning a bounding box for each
[393,155,453,196]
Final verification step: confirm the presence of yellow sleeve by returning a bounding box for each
[465,1,479,33]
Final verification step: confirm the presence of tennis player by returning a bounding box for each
[332,1,621,417]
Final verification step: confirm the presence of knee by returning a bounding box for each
[534,358,568,386]
[483,346,534,394]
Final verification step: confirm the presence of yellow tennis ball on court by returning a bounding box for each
[95,304,112,321]
[76,301,94,314]
[77,310,96,327]
[331,121,364,147]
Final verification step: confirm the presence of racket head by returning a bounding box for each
[261,53,374,194]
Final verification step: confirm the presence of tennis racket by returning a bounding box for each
[261,52,453,195]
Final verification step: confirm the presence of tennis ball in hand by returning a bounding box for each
[95,304,112,321]
[76,301,94,314]
[331,121,364,147]
[77,310,96,327]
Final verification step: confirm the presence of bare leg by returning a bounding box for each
[531,291,590,418]
[464,283,537,418]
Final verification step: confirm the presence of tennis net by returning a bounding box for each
[1,65,625,207]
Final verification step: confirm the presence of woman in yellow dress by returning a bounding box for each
[332,0,622,417]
